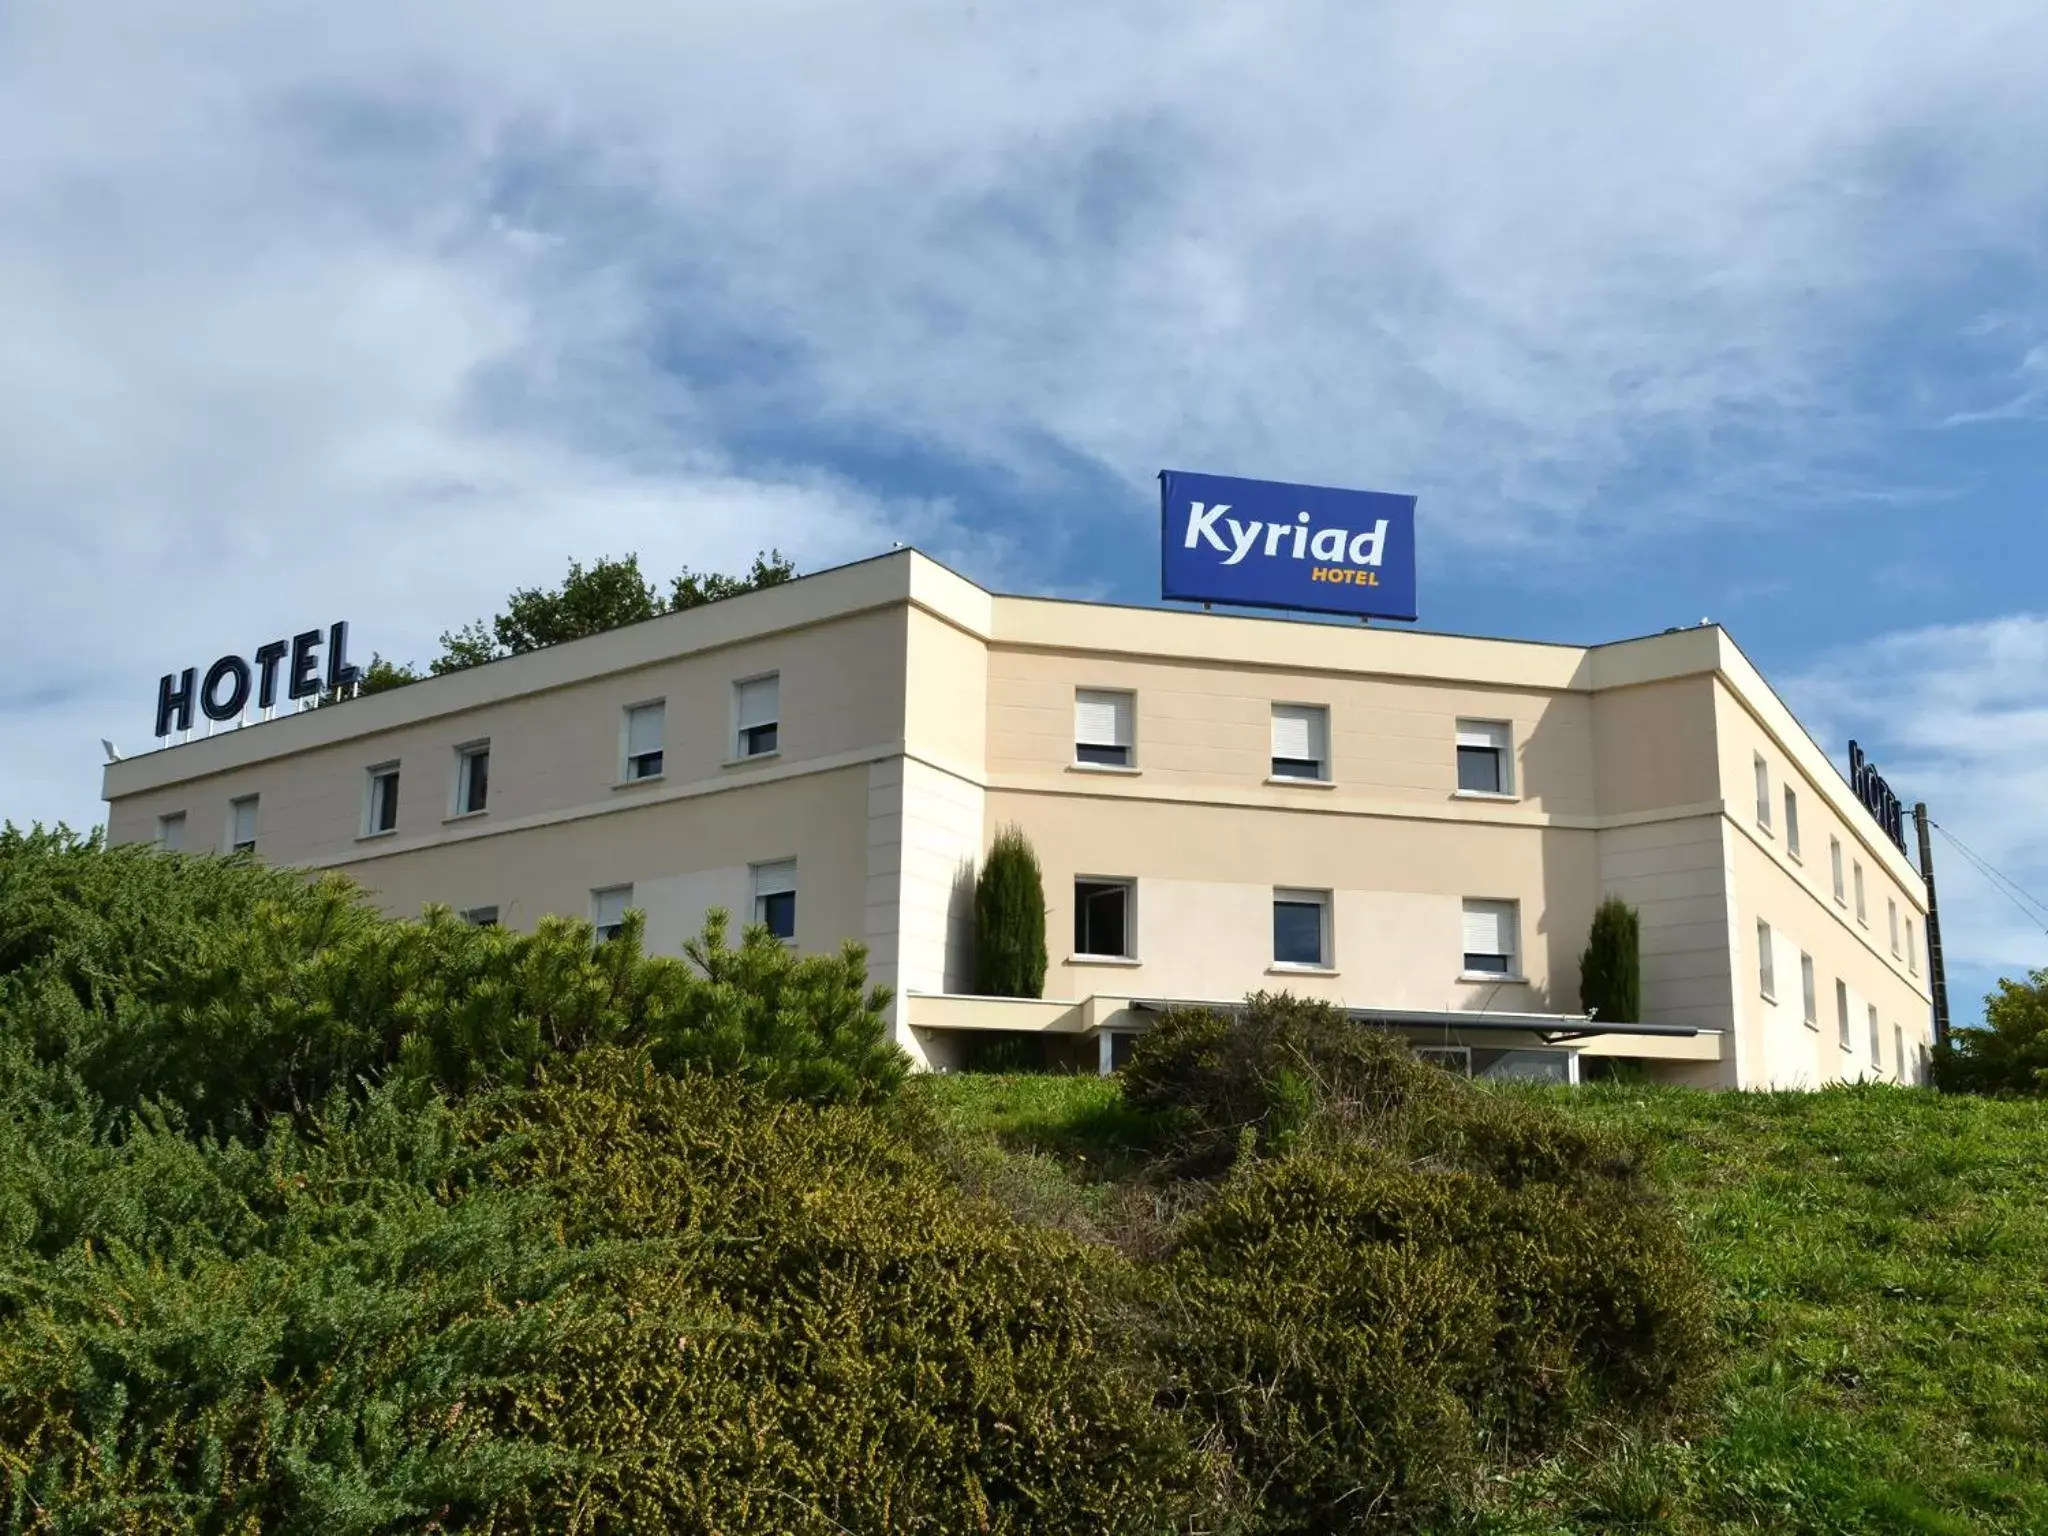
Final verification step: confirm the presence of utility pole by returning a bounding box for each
[1914,802,1951,1049]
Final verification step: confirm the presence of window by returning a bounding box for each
[1273,889,1331,968]
[455,742,490,816]
[734,674,780,759]
[1830,838,1845,904]
[1754,755,1772,830]
[364,764,400,836]
[1456,720,1513,795]
[1074,878,1135,958]
[1783,787,1801,859]
[156,812,185,852]
[624,702,665,781]
[229,795,258,854]
[1800,953,1817,1028]
[1271,703,1330,781]
[462,905,500,928]
[1907,918,1919,975]
[1414,1046,1473,1076]
[1853,862,1867,925]
[591,885,633,943]
[1888,899,1900,956]
[1074,689,1134,767]
[1868,1004,1881,1067]
[1461,899,1519,977]
[1893,1024,1905,1080]
[1836,979,1851,1050]
[1757,919,1776,999]
[752,859,797,942]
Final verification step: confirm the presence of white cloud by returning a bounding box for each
[1785,616,2048,1008]
[7,1,2048,832]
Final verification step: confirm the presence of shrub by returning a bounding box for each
[1579,896,1643,1024]
[1934,967,2048,1096]
[0,1059,1212,1533]
[974,825,1048,999]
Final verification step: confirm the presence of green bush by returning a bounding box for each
[1579,896,1643,1024]
[0,1058,1211,1533]
[0,827,904,1131]
[1125,994,1712,1533]
[973,826,1047,999]
[1934,967,2048,1096]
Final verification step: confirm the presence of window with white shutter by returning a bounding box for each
[1074,689,1134,767]
[1273,888,1331,967]
[624,703,665,780]
[752,859,797,941]
[1853,862,1866,924]
[1461,899,1518,976]
[1867,1004,1881,1067]
[1757,919,1776,999]
[1836,979,1851,1049]
[592,885,633,943]
[735,674,780,758]
[1783,788,1801,858]
[1893,1024,1905,1080]
[1270,704,1329,781]
[1456,720,1513,795]
[1907,918,1918,975]
[1754,756,1772,829]
[1830,838,1845,904]
[1800,953,1817,1026]
[229,796,259,853]
[156,812,185,852]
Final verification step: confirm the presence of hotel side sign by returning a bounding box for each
[155,622,360,738]
[1160,469,1418,621]
[1848,739,1909,854]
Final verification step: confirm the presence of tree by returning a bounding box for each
[1934,968,2048,1095]
[973,825,1047,999]
[1579,896,1642,1023]
[671,549,797,611]
[354,653,421,695]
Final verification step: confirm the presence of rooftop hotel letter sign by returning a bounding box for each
[155,622,361,738]
[1160,470,1419,621]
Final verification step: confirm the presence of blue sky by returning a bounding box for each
[3,1,2046,1022]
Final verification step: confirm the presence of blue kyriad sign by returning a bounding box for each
[1160,469,1418,621]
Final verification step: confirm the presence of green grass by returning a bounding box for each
[916,1073,2048,1535]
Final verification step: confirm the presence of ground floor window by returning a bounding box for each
[1075,878,1134,958]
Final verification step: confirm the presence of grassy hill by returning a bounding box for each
[920,1074,2048,1535]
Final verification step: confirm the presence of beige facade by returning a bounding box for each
[103,550,1935,1086]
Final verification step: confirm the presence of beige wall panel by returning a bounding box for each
[903,606,990,778]
[326,765,875,964]
[1593,817,1735,1076]
[896,759,984,998]
[1590,677,1723,816]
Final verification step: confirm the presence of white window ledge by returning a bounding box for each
[612,773,667,790]
[355,828,398,843]
[1265,775,1336,789]
[1458,971,1526,984]
[1451,789,1519,803]
[1068,954,1143,967]
[1803,1018,1820,1032]
[1760,989,1778,1005]
[1267,963,1339,976]
[442,809,488,824]
[724,751,781,768]
[1068,761,1141,775]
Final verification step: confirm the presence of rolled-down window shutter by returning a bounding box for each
[1461,900,1515,960]
[1272,705,1326,764]
[752,859,797,898]
[737,675,779,729]
[593,886,631,930]
[627,704,664,757]
[1075,690,1131,747]
[1456,720,1510,752]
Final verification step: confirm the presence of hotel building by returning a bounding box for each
[103,550,1936,1087]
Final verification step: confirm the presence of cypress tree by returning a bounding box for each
[974,825,1048,999]
[1579,896,1643,1023]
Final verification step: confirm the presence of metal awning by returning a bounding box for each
[1125,998,1705,1047]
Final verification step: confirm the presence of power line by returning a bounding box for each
[1932,822,2048,935]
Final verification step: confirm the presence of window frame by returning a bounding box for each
[1830,838,1846,905]
[591,884,634,944]
[1271,887,1333,970]
[1867,1003,1881,1068]
[452,740,491,818]
[1800,952,1818,1029]
[1073,688,1136,770]
[1893,1024,1905,1081]
[1783,786,1801,859]
[1072,876,1137,961]
[732,672,781,761]
[1460,897,1521,980]
[1754,754,1772,831]
[1757,918,1777,1001]
[156,811,186,852]
[461,905,500,928]
[1269,702,1331,783]
[621,700,667,783]
[228,795,259,854]
[751,858,798,943]
[1454,719,1515,798]
[1836,978,1851,1051]
[1888,898,1900,957]
[362,762,401,838]
[1414,1045,1474,1076]
[1853,862,1867,925]
[1907,917,1919,975]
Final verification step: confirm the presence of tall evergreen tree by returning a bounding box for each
[1579,896,1643,1023]
[974,826,1047,999]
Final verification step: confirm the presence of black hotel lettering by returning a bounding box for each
[156,622,360,737]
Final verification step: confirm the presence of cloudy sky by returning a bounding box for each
[5,1,2046,1019]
